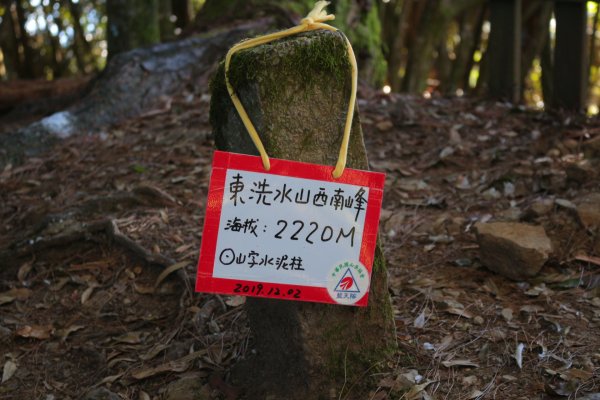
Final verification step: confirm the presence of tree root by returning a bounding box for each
[0,217,192,295]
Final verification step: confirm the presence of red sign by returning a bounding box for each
[195,151,384,306]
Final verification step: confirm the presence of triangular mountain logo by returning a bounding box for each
[334,268,360,293]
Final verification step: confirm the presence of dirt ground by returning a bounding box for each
[1,87,599,399]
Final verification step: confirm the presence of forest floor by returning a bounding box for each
[0,86,600,400]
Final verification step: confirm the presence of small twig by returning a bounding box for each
[338,345,349,400]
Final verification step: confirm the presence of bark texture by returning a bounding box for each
[210,29,396,400]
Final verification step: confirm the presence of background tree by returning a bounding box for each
[0,1,20,79]
[106,0,160,59]
[2,0,600,111]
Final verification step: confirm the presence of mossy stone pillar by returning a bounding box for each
[210,30,396,400]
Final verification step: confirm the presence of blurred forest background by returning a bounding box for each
[0,0,599,113]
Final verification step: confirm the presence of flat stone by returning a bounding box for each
[475,222,553,280]
[576,193,600,231]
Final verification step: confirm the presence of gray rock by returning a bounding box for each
[475,222,553,280]
[576,193,600,231]
[82,387,120,400]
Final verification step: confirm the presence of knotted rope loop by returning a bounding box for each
[225,1,357,178]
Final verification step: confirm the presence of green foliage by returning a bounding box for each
[329,0,387,86]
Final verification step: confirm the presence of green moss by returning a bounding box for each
[208,63,230,139]
[372,243,386,274]
[227,31,351,94]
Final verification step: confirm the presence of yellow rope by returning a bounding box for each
[224,1,358,178]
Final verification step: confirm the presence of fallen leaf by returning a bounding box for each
[429,234,454,244]
[402,369,424,384]
[501,307,513,321]
[133,282,155,294]
[555,198,576,210]
[131,349,207,379]
[17,262,33,283]
[487,328,507,342]
[175,244,193,254]
[16,324,53,340]
[154,261,187,289]
[574,254,600,267]
[138,391,151,400]
[414,310,426,329]
[50,277,70,291]
[577,394,600,400]
[520,305,544,313]
[525,284,552,297]
[0,294,15,306]
[81,286,96,304]
[140,344,170,361]
[56,325,85,341]
[514,343,525,369]
[107,357,137,368]
[405,379,435,400]
[442,359,479,368]
[376,120,393,131]
[462,375,478,386]
[113,331,146,344]
[468,390,485,399]
[560,368,593,381]
[224,296,246,307]
[445,307,473,319]
[2,360,17,383]
[0,288,32,305]
[99,372,125,384]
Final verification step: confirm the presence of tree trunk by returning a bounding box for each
[382,0,412,91]
[159,0,175,41]
[106,0,160,59]
[445,5,484,94]
[0,22,263,167]
[486,0,522,103]
[540,26,553,105]
[402,0,440,93]
[210,29,396,400]
[590,3,599,93]
[14,0,35,78]
[435,35,451,91]
[0,1,20,79]
[329,0,387,85]
[551,0,588,111]
[463,5,486,92]
[402,0,484,93]
[67,0,95,73]
[520,0,552,95]
[171,0,192,31]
